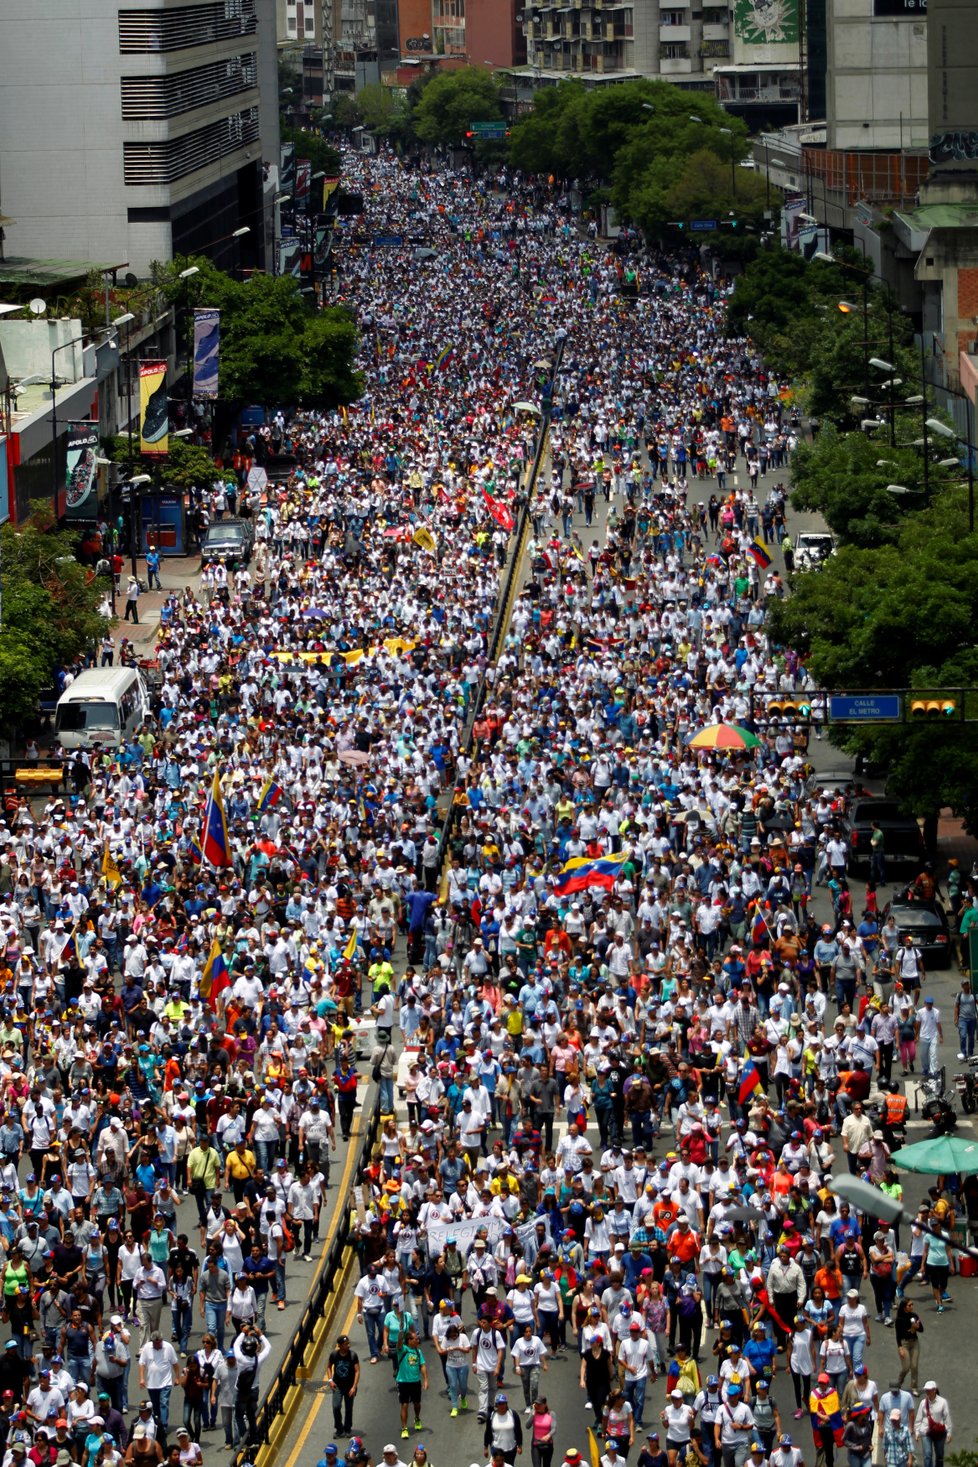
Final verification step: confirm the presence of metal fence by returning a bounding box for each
[434,335,566,885]
[233,1094,382,1464]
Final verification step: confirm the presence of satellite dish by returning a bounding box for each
[28,298,47,316]
[125,272,138,288]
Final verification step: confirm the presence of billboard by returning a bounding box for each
[192,309,220,400]
[734,0,799,42]
[65,422,100,521]
[139,362,168,458]
[280,141,295,195]
[295,158,311,211]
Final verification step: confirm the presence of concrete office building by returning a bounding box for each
[522,0,708,88]
[0,0,280,278]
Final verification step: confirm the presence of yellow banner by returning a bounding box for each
[139,362,168,457]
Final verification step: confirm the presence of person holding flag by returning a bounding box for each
[200,769,234,870]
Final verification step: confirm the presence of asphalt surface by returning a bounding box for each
[274,451,978,1467]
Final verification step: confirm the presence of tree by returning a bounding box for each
[164,439,219,493]
[609,87,753,229]
[508,83,582,176]
[768,482,978,832]
[330,94,363,130]
[411,67,504,146]
[787,424,951,548]
[279,125,341,178]
[152,256,362,409]
[357,83,406,136]
[727,249,916,419]
[0,503,109,726]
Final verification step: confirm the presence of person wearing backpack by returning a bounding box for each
[370,1038,396,1114]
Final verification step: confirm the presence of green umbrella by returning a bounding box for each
[891,1134,978,1175]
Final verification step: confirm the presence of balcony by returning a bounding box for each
[702,21,728,36]
[660,21,691,40]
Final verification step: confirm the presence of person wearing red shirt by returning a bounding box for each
[667,1217,701,1266]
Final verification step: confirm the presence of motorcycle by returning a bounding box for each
[953,1055,978,1115]
[868,1093,908,1151]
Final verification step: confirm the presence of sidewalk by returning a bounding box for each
[112,552,202,648]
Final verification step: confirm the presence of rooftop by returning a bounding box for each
[0,256,128,290]
[894,202,978,230]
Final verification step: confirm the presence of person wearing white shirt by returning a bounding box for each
[618,1322,655,1427]
[511,1324,548,1410]
[914,1000,942,1079]
[137,1333,178,1435]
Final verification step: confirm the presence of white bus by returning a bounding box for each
[54,667,150,749]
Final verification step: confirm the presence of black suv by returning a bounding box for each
[842,797,925,872]
[200,517,255,566]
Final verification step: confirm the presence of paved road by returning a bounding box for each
[274,451,978,1467]
[106,1118,368,1447]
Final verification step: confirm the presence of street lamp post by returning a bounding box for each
[828,1173,978,1265]
[127,473,152,576]
[50,334,91,523]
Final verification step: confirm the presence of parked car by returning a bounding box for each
[793,531,836,572]
[842,796,925,871]
[200,517,254,566]
[882,897,952,968]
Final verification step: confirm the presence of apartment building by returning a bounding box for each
[0,0,279,277]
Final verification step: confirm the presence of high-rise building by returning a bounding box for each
[519,0,805,99]
[0,0,280,278]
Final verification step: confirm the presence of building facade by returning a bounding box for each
[0,0,280,278]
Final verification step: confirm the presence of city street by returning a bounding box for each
[274,451,978,1467]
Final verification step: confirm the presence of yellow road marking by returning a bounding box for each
[281,1295,359,1467]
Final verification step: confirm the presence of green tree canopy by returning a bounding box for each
[788,423,957,547]
[727,247,916,419]
[410,67,504,146]
[507,77,755,206]
[280,125,341,178]
[152,256,362,409]
[0,503,109,727]
[357,82,407,136]
[769,483,978,829]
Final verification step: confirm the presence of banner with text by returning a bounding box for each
[139,362,168,458]
[425,1213,551,1258]
[192,309,220,400]
[65,422,99,520]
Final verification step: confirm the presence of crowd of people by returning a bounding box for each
[17,147,974,1467]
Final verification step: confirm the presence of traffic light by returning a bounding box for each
[910,698,957,718]
[465,130,475,139]
[767,698,812,721]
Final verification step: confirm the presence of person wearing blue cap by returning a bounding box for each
[217,1348,239,1450]
[316,1446,339,1467]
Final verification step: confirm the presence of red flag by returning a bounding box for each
[482,487,514,532]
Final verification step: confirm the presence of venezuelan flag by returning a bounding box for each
[737,1060,763,1107]
[554,851,629,898]
[434,343,454,372]
[257,779,286,813]
[750,899,770,945]
[809,1384,844,1444]
[199,937,230,1009]
[747,538,772,569]
[342,926,360,963]
[200,769,233,869]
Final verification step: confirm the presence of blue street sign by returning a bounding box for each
[828,694,902,722]
[690,219,717,231]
